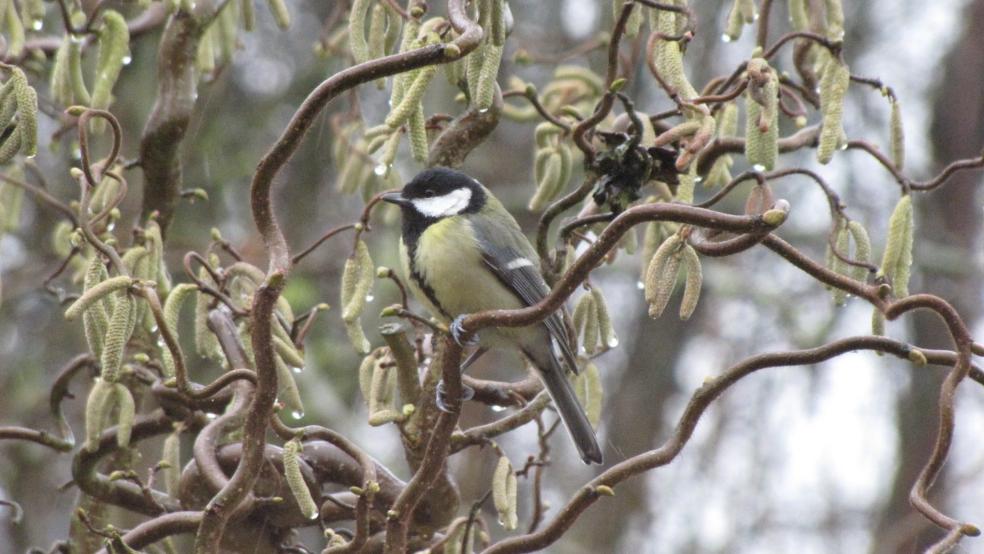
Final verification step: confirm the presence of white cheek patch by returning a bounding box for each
[411,188,472,218]
[505,257,534,270]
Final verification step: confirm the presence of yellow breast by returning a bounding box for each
[400,218,525,328]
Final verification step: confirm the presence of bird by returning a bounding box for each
[381,167,603,464]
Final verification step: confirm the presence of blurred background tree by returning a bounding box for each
[0,0,982,553]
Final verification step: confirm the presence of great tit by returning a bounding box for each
[382,167,603,465]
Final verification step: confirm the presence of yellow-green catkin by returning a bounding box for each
[443,519,469,554]
[275,355,305,418]
[22,0,44,28]
[90,171,122,216]
[335,131,369,194]
[367,361,400,425]
[382,2,401,53]
[639,219,665,279]
[683,109,717,169]
[679,245,702,320]
[7,67,37,158]
[122,246,151,327]
[890,98,905,171]
[240,0,255,30]
[17,83,37,158]
[283,437,319,520]
[582,294,600,354]
[529,151,562,211]
[830,220,851,305]
[266,0,291,29]
[0,80,17,132]
[705,102,738,187]
[591,287,617,349]
[348,0,372,63]
[341,240,374,321]
[368,3,386,88]
[627,0,644,37]
[0,172,23,231]
[161,426,182,495]
[474,42,504,110]
[817,56,850,164]
[3,0,25,58]
[871,308,885,337]
[194,268,225,364]
[160,283,197,378]
[340,239,374,354]
[145,221,170,293]
[113,383,135,448]
[390,15,423,104]
[80,257,111,358]
[83,378,114,452]
[408,104,428,162]
[64,275,133,321]
[0,128,21,164]
[51,39,75,107]
[357,351,378,405]
[573,361,603,427]
[788,0,809,30]
[50,218,70,252]
[652,121,701,149]
[491,0,507,46]
[465,0,491,98]
[554,65,604,96]
[644,235,683,318]
[385,65,437,130]
[375,124,402,174]
[619,226,638,255]
[744,59,779,170]
[724,0,757,42]
[274,336,305,369]
[529,126,572,211]
[492,456,518,530]
[100,291,135,382]
[68,38,91,105]
[847,220,872,282]
[91,11,130,131]
[824,0,845,40]
[270,313,299,360]
[572,292,596,353]
[676,165,697,204]
[236,320,257,371]
[216,1,240,62]
[652,3,697,100]
[880,195,914,298]
[197,25,217,75]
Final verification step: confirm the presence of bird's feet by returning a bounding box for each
[435,380,475,413]
[450,315,479,347]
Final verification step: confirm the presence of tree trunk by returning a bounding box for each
[569,297,687,552]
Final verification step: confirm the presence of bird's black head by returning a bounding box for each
[382,167,487,222]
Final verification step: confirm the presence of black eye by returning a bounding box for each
[423,190,435,198]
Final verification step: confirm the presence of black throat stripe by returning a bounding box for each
[404,227,453,321]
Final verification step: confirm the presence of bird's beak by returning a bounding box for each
[380,191,410,207]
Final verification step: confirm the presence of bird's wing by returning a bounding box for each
[470,217,580,374]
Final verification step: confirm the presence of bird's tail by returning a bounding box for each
[527,347,603,465]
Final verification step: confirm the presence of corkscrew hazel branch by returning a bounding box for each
[480,335,980,554]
